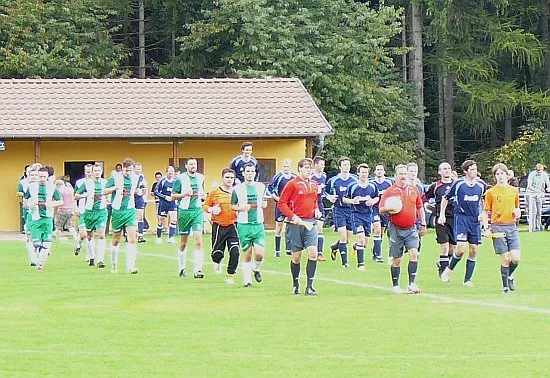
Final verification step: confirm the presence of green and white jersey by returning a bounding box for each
[231,182,267,224]
[173,172,205,210]
[105,173,138,210]
[17,178,29,196]
[75,178,106,211]
[24,182,62,220]
[74,178,87,213]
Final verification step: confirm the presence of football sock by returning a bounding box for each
[68,227,78,241]
[449,253,461,270]
[177,248,187,271]
[439,254,449,273]
[373,237,382,258]
[339,242,348,265]
[87,238,95,259]
[138,221,144,236]
[242,260,252,285]
[275,236,281,253]
[193,248,204,273]
[126,244,137,272]
[464,258,476,282]
[317,235,324,253]
[169,224,176,239]
[156,225,163,238]
[26,241,36,264]
[291,260,300,288]
[96,238,106,263]
[253,256,263,272]
[110,245,119,266]
[39,242,51,265]
[408,261,418,284]
[509,261,518,276]
[500,265,510,288]
[306,259,317,288]
[356,244,365,266]
[391,266,400,287]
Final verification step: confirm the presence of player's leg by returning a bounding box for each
[176,210,190,277]
[316,215,326,261]
[237,224,253,287]
[251,225,266,283]
[168,209,178,243]
[109,211,124,273]
[225,225,240,284]
[274,207,284,257]
[304,222,319,295]
[137,207,145,243]
[86,230,96,267]
[211,223,225,274]
[505,225,521,291]
[435,223,450,277]
[192,230,205,278]
[156,206,166,244]
[388,224,405,293]
[125,223,138,273]
[404,227,421,293]
[371,212,383,262]
[463,224,481,286]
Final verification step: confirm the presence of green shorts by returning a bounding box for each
[178,208,203,235]
[30,217,54,244]
[24,212,31,232]
[236,223,265,252]
[111,208,137,233]
[78,215,86,230]
[83,209,108,232]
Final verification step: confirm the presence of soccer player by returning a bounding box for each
[379,164,426,294]
[311,156,327,261]
[74,164,94,258]
[154,166,178,244]
[151,171,163,215]
[370,164,394,263]
[345,164,378,271]
[54,179,78,242]
[74,163,108,268]
[438,160,486,287]
[278,158,322,295]
[229,141,259,184]
[103,158,139,274]
[326,157,358,268]
[424,162,457,277]
[24,167,63,270]
[267,158,296,257]
[134,162,148,243]
[482,163,521,293]
[231,163,268,287]
[17,165,32,231]
[18,165,39,266]
[203,168,239,284]
[171,157,206,279]
[526,163,550,232]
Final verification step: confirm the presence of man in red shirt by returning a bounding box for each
[278,158,323,296]
[379,164,427,294]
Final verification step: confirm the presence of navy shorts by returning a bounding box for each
[333,207,352,231]
[158,201,177,217]
[135,197,146,210]
[454,214,482,245]
[275,206,286,223]
[372,208,389,228]
[351,211,372,236]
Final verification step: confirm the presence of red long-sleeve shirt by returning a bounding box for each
[278,177,319,219]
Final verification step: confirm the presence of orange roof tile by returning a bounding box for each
[0,78,333,139]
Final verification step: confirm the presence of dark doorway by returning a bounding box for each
[64,161,98,187]
[257,158,277,230]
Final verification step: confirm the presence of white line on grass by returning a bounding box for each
[133,251,550,315]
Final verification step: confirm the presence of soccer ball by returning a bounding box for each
[385,196,403,214]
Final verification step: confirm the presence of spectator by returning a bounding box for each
[526,163,550,232]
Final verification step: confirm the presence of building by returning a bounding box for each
[0,78,333,232]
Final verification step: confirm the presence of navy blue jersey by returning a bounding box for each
[134,174,146,199]
[370,177,394,210]
[267,172,297,197]
[348,182,378,214]
[311,171,327,204]
[229,156,259,183]
[326,174,358,208]
[154,177,176,206]
[443,178,486,217]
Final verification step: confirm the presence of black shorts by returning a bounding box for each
[212,223,239,254]
[435,222,456,245]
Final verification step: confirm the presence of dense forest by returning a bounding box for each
[2,0,550,179]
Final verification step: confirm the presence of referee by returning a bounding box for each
[278,158,323,296]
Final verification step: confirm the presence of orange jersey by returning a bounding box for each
[380,184,422,228]
[202,187,237,226]
[483,184,519,224]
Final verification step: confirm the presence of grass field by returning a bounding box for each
[1,229,550,377]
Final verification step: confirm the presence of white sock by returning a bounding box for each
[253,257,263,272]
[177,248,187,271]
[193,248,204,273]
[126,244,137,272]
[96,238,106,263]
[87,239,95,259]
[110,245,119,266]
[39,242,52,265]
[241,260,252,285]
[26,241,36,264]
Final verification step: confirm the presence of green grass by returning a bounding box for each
[1,229,550,377]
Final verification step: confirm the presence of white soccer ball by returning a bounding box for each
[385,196,403,214]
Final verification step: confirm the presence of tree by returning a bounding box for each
[0,0,126,78]
[164,0,419,169]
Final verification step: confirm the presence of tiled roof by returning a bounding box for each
[0,78,333,139]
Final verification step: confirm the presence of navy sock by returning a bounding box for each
[339,243,348,265]
[373,237,382,258]
[509,261,519,276]
[391,266,400,287]
[290,261,300,288]
[306,259,317,288]
[500,265,510,289]
[317,235,324,253]
[408,261,418,284]
[138,221,144,235]
[156,225,163,238]
[356,244,365,266]
[449,253,462,270]
[169,224,176,238]
[465,259,476,282]
[439,254,449,273]
[275,236,281,253]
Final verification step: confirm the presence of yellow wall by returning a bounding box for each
[1,139,306,232]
